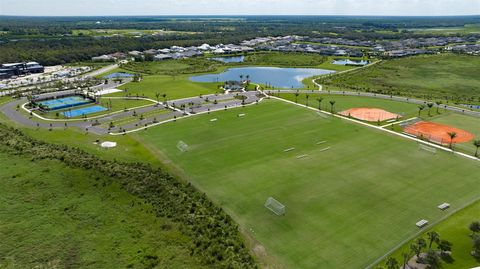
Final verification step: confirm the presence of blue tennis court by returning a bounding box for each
[62,105,108,118]
[38,96,93,110]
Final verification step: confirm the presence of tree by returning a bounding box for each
[410,238,426,260]
[162,93,167,104]
[155,92,161,105]
[472,235,480,257]
[470,221,480,235]
[316,97,324,110]
[427,103,434,117]
[435,101,442,114]
[401,252,410,269]
[427,231,440,250]
[418,104,426,116]
[473,140,480,157]
[329,100,336,113]
[423,250,441,269]
[305,94,310,107]
[437,240,452,256]
[385,257,399,269]
[447,132,457,149]
[294,92,299,103]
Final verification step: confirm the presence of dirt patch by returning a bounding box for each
[339,107,401,122]
[404,121,474,144]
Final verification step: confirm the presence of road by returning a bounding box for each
[83,64,119,78]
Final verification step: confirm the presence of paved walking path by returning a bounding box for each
[0,90,264,135]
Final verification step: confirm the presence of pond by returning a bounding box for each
[210,56,245,63]
[104,72,134,79]
[332,59,369,66]
[189,67,334,88]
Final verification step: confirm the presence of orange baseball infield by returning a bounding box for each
[404,121,474,144]
[339,108,401,122]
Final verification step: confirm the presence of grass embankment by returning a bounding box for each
[0,124,257,268]
[318,54,480,103]
[138,99,480,269]
[0,146,204,269]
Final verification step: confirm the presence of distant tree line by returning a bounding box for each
[1,16,479,65]
[0,123,257,268]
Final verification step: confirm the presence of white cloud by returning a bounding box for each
[0,0,478,16]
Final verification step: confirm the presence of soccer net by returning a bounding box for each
[176,141,189,152]
[418,144,437,154]
[265,197,286,216]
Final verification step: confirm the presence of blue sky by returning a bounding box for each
[1,0,479,16]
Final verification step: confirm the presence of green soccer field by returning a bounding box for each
[136,99,480,269]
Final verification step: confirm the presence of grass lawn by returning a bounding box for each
[244,52,326,67]
[110,74,222,100]
[137,100,480,269]
[429,112,480,156]
[379,200,480,269]
[121,58,221,75]
[0,109,161,165]
[277,92,425,119]
[0,147,204,268]
[318,54,480,102]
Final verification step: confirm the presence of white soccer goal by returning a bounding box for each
[418,144,437,154]
[264,197,286,216]
[176,141,189,152]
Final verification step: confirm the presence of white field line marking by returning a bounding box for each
[268,95,480,162]
[319,147,331,152]
[380,117,418,128]
[109,97,265,135]
[284,148,295,152]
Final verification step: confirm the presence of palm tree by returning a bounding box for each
[294,92,299,103]
[401,252,410,269]
[418,104,425,116]
[437,239,452,256]
[239,75,243,82]
[447,132,457,149]
[427,231,440,250]
[385,257,399,269]
[424,250,441,269]
[316,97,324,110]
[473,140,480,157]
[305,94,310,107]
[470,221,480,235]
[427,103,434,116]
[162,93,167,104]
[155,92,161,105]
[410,238,426,260]
[329,100,336,114]
[472,235,480,257]
[435,101,442,114]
